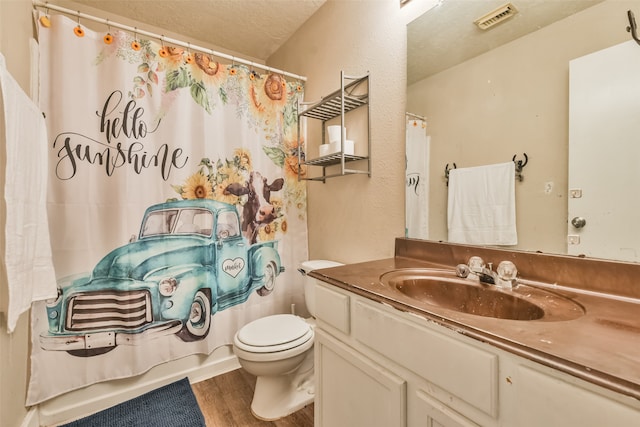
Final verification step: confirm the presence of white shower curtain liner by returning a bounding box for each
[405,114,429,240]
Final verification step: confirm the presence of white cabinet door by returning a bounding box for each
[413,390,480,427]
[315,329,407,427]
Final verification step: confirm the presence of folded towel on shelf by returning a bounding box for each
[0,53,57,333]
[447,161,517,246]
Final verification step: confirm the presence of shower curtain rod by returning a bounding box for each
[32,0,307,82]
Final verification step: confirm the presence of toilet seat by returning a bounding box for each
[233,314,314,362]
[235,314,313,353]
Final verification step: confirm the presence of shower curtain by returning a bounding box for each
[27,13,308,404]
[405,116,429,239]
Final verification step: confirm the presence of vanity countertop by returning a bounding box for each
[309,255,640,402]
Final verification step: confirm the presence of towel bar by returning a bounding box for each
[444,153,528,185]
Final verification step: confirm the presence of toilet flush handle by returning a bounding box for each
[297,268,307,276]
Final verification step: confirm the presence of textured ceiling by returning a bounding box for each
[67,0,326,61]
[56,0,605,84]
[408,0,605,85]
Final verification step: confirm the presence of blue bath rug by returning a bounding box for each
[60,377,206,427]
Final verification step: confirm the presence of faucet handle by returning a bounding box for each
[467,256,485,272]
[497,260,518,281]
[455,264,470,278]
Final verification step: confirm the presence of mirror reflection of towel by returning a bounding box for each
[447,162,517,246]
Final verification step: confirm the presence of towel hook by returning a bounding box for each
[627,10,640,46]
[512,153,528,182]
[445,163,457,186]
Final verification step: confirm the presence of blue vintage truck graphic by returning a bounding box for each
[39,199,284,357]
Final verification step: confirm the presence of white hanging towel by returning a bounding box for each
[447,161,517,246]
[0,53,57,333]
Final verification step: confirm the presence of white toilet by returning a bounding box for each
[232,259,342,421]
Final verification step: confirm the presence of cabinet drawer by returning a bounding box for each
[515,365,640,427]
[315,282,350,335]
[353,300,498,417]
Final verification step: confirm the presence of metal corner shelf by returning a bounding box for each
[297,71,370,183]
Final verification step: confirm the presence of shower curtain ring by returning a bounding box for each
[131,27,141,51]
[185,42,194,64]
[73,12,85,37]
[103,19,113,45]
[159,35,169,57]
[39,6,51,27]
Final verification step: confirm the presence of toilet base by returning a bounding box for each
[249,351,314,421]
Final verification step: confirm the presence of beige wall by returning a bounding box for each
[407,0,634,255]
[269,0,420,264]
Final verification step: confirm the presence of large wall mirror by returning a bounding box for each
[406,0,640,263]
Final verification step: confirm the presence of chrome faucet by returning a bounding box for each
[456,257,518,289]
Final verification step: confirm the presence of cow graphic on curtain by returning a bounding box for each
[28,13,308,405]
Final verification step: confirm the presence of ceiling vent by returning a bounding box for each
[474,3,519,30]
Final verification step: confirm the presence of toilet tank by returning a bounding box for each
[299,260,343,318]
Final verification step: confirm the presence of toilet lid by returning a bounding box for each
[236,314,312,351]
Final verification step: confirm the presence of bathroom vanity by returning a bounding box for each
[309,238,640,427]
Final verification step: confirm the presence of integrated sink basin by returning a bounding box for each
[380,269,585,321]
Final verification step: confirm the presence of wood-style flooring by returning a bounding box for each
[192,368,314,427]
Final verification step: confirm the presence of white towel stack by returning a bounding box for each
[447,162,517,246]
[0,53,57,333]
